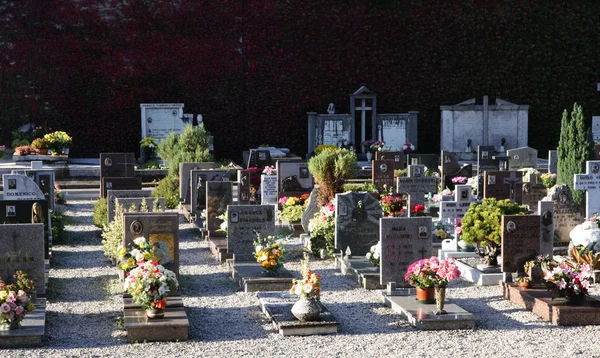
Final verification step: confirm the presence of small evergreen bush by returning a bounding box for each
[308,147,357,205]
[153,173,180,209]
[93,198,108,228]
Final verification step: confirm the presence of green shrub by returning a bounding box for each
[157,124,214,177]
[101,202,125,260]
[308,148,357,205]
[153,173,180,209]
[93,198,108,228]
[51,208,67,244]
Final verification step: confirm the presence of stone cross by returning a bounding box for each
[355,99,373,152]
[396,165,437,216]
[574,160,600,218]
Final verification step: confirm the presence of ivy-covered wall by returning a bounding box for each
[1,1,599,161]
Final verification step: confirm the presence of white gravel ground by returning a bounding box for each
[4,200,600,357]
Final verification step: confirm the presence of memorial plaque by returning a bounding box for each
[574,160,600,218]
[546,184,585,243]
[407,154,438,172]
[375,151,404,171]
[2,174,45,201]
[122,212,180,277]
[372,159,395,192]
[227,205,275,261]
[206,182,233,237]
[507,147,538,171]
[396,165,437,214]
[107,190,153,223]
[261,175,278,205]
[11,169,55,210]
[335,192,382,256]
[380,217,432,286]
[501,215,541,273]
[238,170,252,205]
[140,103,185,143]
[0,224,46,296]
[483,171,523,204]
[522,175,547,212]
[100,177,142,199]
[179,162,218,204]
[100,153,136,178]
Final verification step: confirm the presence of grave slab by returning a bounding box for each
[334,255,384,290]
[382,295,475,330]
[124,305,189,343]
[500,282,600,326]
[0,298,46,348]
[123,294,183,309]
[257,292,339,336]
[455,260,503,286]
[208,237,230,263]
[227,260,295,292]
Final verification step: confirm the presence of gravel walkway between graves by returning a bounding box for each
[5,200,600,357]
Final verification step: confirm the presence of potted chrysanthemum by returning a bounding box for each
[123,261,179,319]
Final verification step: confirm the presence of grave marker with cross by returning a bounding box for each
[396,165,437,216]
[574,160,600,218]
[483,171,523,204]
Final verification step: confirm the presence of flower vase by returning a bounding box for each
[366,152,373,162]
[291,297,321,321]
[416,287,435,304]
[0,320,21,330]
[434,285,447,315]
[146,307,165,319]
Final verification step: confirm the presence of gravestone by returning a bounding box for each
[595,144,600,160]
[501,215,542,273]
[140,103,185,143]
[0,224,45,296]
[380,217,433,287]
[206,182,233,238]
[396,165,437,215]
[11,169,55,210]
[190,169,231,214]
[247,149,272,168]
[522,173,547,212]
[372,159,395,192]
[507,147,538,171]
[477,145,499,198]
[0,199,51,261]
[545,184,585,244]
[238,170,252,204]
[440,151,472,190]
[178,162,218,204]
[276,161,313,199]
[439,185,476,222]
[483,171,523,204]
[2,174,46,201]
[122,212,180,277]
[301,188,320,232]
[227,205,275,261]
[108,197,165,223]
[100,153,136,178]
[574,160,600,218]
[261,175,278,205]
[407,154,438,172]
[100,177,142,199]
[335,192,382,256]
[538,200,554,257]
[375,151,404,171]
[107,190,153,223]
[548,150,557,174]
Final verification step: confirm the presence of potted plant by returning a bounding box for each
[14,145,33,156]
[254,234,285,274]
[405,256,461,306]
[44,131,72,154]
[461,198,528,268]
[0,274,36,330]
[290,256,322,321]
[543,261,591,305]
[540,173,557,189]
[515,276,534,289]
[123,260,178,318]
[30,138,49,155]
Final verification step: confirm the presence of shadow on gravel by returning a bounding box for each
[50,249,107,269]
[177,273,239,297]
[179,226,201,239]
[184,305,271,341]
[323,301,411,335]
[45,310,125,348]
[47,275,116,302]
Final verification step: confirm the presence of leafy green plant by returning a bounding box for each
[93,198,108,228]
[308,147,357,205]
[50,208,67,244]
[157,124,214,176]
[461,198,528,266]
[101,202,125,260]
[313,144,337,156]
[152,173,180,209]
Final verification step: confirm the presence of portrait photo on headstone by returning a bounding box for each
[6,205,15,216]
[7,179,16,190]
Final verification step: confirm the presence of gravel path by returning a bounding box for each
[4,200,600,357]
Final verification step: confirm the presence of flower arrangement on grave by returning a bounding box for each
[432,220,454,242]
[543,261,591,304]
[216,212,228,235]
[139,137,156,149]
[262,165,276,175]
[432,189,453,203]
[524,254,555,283]
[365,243,381,266]
[246,166,263,186]
[402,141,415,154]
[370,140,385,152]
[117,236,156,272]
[379,144,400,152]
[123,261,178,315]
[466,176,478,196]
[569,215,600,251]
[308,201,336,257]
[451,176,468,184]
[360,139,376,153]
[540,173,557,188]
[14,145,34,155]
[405,256,461,289]
[290,256,322,300]
[411,204,425,216]
[44,131,72,152]
[0,273,36,329]
[337,138,354,151]
[254,234,285,273]
[380,193,405,217]
[30,137,49,153]
[279,194,310,223]
[461,198,528,267]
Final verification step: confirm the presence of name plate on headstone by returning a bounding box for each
[261,175,278,205]
[140,103,185,143]
[227,205,275,261]
[107,190,153,223]
[2,174,45,201]
[100,153,136,178]
[372,160,395,192]
[11,169,55,210]
[501,215,541,273]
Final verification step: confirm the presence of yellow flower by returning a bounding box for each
[0,291,7,301]
[117,247,127,257]
[144,252,152,260]
[262,261,270,267]
[272,243,277,248]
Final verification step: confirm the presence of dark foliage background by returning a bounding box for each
[1,1,598,162]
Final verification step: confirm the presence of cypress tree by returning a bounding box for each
[556,103,594,207]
